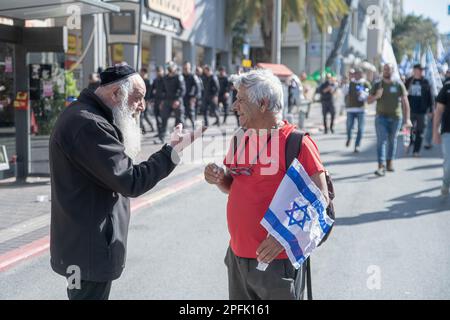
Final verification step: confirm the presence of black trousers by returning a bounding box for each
[183,96,197,128]
[220,96,230,124]
[224,247,305,300]
[153,99,163,135]
[203,96,220,126]
[67,280,112,300]
[322,102,336,132]
[410,113,426,153]
[140,103,154,133]
[160,99,184,139]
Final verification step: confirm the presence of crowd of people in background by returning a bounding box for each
[85,60,450,196]
[314,62,450,195]
[115,62,239,144]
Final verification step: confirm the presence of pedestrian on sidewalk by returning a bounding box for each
[318,73,337,134]
[49,65,201,300]
[344,68,371,153]
[432,78,450,196]
[405,64,434,157]
[368,63,412,176]
[204,69,329,300]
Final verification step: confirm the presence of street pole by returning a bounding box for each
[272,0,281,64]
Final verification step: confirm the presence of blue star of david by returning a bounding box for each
[285,201,311,230]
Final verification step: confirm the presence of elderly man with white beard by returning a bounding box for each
[49,65,202,300]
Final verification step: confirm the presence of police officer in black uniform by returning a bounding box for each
[183,61,202,129]
[202,65,220,127]
[160,62,186,142]
[218,66,232,125]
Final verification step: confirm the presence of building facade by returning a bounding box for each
[0,0,231,180]
[246,0,398,77]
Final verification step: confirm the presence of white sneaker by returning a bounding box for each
[441,185,449,196]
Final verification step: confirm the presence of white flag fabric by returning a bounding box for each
[424,46,443,97]
[260,158,334,269]
[381,37,401,81]
[437,38,446,64]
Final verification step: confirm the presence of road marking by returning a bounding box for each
[0,174,205,272]
[0,214,50,244]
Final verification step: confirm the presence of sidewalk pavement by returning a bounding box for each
[0,105,327,270]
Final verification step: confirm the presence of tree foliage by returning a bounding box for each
[392,14,439,61]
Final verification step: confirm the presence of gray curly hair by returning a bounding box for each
[229,69,284,117]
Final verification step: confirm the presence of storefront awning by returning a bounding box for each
[0,0,120,20]
[256,63,294,78]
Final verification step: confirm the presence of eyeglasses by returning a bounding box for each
[228,166,253,176]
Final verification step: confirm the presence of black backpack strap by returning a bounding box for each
[306,258,313,300]
[285,130,306,170]
[285,130,313,300]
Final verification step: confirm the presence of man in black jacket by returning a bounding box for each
[160,62,186,142]
[202,65,221,127]
[149,66,165,139]
[139,67,154,134]
[183,61,202,129]
[406,64,434,156]
[49,65,201,300]
[218,67,231,125]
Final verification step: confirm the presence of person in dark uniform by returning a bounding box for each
[139,67,154,134]
[195,66,205,118]
[218,66,232,125]
[405,64,434,157]
[49,65,201,300]
[183,61,202,129]
[149,66,165,138]
[160,62,186,143]
[318,74,337,134]
[202,65,220,127]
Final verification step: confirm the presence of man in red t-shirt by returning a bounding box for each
[204,69,329,300]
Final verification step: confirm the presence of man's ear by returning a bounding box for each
[260,98,269,112]
[111,86,122,103]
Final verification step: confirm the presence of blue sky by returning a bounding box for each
[403,0,450,34]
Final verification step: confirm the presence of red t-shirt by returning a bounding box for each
[223,122,324,259]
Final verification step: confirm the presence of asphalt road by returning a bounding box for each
[1,111,449,300]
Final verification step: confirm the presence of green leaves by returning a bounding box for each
[392,14,439,60]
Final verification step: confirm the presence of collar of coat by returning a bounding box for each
[78,89,115,124]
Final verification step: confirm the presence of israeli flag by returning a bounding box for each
[260,158,334,269]
[424,46,443,97]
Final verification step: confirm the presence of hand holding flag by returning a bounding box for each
[259,158,334,270]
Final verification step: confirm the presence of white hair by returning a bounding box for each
[229,69,284,115]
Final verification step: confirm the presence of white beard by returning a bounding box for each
[112,102,142,162]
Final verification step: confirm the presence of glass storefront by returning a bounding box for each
[0,42,15,179]
[27,52,67,175]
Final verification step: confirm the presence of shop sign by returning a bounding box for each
[67,34,78,56]
[242,59,252,68]
[142,48,150,66]
[13,92,29,111]
[146,0,195,29]
[146,10,182,34]
[112,44,125,63]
